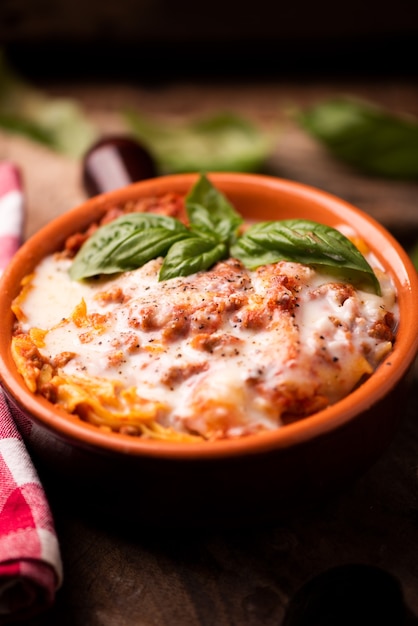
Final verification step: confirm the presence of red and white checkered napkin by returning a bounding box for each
[0,163,63,622]
[0,163,24,274]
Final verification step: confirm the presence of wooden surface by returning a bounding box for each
[2,77,418,625]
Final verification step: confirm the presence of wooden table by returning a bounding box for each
[2,77,418,625]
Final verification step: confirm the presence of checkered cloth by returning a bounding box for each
[0,163,63,622]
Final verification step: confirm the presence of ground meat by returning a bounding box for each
[63,193,187,257]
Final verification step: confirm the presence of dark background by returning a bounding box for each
[1,0,417,82]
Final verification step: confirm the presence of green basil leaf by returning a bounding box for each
[231,219,381,295]
[124,109,274,173]
[160,237,227,281]
[298,97,418,180]
[0,52,97,158]
[0,113,57,147]
[185,173,243,242]
[70,213,190,280]
[70,175,381,295]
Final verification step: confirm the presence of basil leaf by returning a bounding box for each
[298,97,418,180]
[124,109,274,173]
[160,237,227,281]
[185,173,243,242]
[70,175,381,295]
[231,219,381,295]
[0,113,57,147]
[0,52,97,158]
[70,213,190,280]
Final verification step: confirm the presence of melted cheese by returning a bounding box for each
[12,251,397,441]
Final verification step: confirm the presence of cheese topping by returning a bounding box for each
[12,249,397,441]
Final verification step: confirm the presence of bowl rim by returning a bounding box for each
[1,171,417,460]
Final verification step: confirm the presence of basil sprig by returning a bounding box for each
[70,174,381,295]
[70,174,242,282]
[158,173,243,279]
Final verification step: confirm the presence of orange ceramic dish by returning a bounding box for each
[0,173,417,525]
[8,177,398,442]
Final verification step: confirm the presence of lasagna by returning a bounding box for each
[11,191,397,442]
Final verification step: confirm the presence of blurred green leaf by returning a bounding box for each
[0,51,97,157]
[0,113,56,147]
[124,109,275,173]
[297,96,418,180]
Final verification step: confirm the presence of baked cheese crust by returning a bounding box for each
[12,245,396,441]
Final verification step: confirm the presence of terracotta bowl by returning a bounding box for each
[1,173,417,527]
